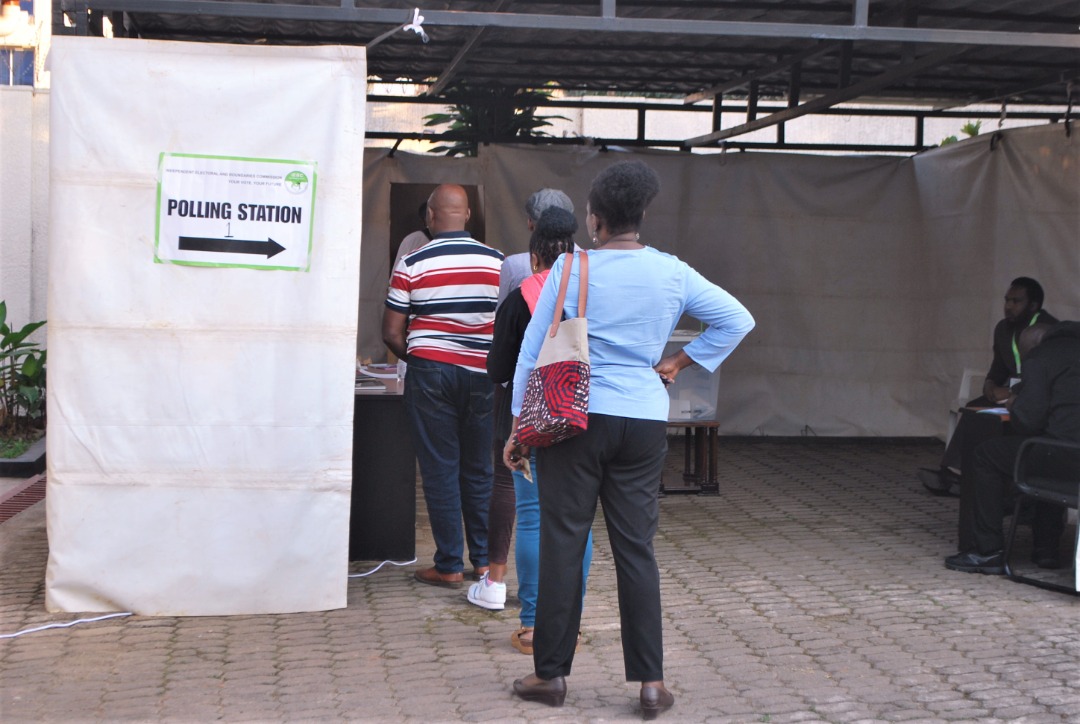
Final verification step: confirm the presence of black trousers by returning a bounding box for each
[941,396,995,471]
[534,413,668,682]
[970,436,1069,555]
[489,386,517,566]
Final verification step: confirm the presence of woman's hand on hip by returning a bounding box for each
[654,348,694,386]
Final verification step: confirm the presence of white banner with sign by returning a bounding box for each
[46,37,365,615]
[156,153,317,271]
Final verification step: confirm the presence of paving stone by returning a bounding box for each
[2,440,1079,722]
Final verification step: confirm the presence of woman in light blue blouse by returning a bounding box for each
[504,160,755,719]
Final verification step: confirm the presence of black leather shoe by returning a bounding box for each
[919,468,959,497]
[1032,549,1062,569]
[413,567,464,588]
[944,551,1004,574]
[640,684,675,720]
[513,673,566,707]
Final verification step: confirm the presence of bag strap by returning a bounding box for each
[577,251,589,316]
[549,251,588,338]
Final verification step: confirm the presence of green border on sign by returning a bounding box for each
[154,152,318,272]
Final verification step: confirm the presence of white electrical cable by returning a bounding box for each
[348,557,417,578]
[0,611,132,639]
[0,559,420,636]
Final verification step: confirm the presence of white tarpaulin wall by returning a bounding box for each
[358,127,1078,437]
[46,38,365,615]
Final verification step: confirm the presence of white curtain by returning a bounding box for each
[46,38,366,615]
[360,127,1079,437]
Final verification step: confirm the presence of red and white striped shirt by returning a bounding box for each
[385,233,504,373]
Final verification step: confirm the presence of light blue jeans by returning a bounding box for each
[514,452,593,628]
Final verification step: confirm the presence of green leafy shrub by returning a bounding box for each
[0,301,47,456]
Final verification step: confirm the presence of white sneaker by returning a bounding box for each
[466,572,506,610]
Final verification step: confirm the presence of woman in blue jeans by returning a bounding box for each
[504,448,592,653]
[475,207,592,654]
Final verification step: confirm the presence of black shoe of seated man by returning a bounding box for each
[919,468,959,497]
[1032,548,1062,570]
[944,550,1004,574]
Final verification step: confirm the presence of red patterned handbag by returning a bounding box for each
[514,251,590,447]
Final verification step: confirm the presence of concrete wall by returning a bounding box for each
[0,85,48,338]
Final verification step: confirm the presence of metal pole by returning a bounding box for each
[853,0,869,28]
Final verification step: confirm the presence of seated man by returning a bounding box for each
[945,321,1080,574]
[921,277,1058,496]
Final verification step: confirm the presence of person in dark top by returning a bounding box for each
[982,277,1058,404]
[945,321,1080,574]
[472,208,593,656]
[921,277,1059,496]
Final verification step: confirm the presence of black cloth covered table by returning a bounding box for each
[351,391,416,561]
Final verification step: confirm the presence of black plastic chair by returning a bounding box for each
[1003,437,1080,595]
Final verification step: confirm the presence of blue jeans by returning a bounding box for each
[403,356,494,573]
[514,452,592,628]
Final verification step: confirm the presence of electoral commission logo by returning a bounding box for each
[284,170,309,194]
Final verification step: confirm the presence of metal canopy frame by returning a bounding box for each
[56,0,1080,154]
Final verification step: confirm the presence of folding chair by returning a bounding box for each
[946,368,985,446]
[1003,437,1080,595]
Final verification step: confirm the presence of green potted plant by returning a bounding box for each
[939,120,981,146]
[0,301,47,475]
[423,83,567,157]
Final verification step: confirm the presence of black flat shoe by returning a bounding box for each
[640,684,674,720]
[944,551,1004,574]
[513,673,566,707]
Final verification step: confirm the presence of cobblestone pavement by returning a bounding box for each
[2,438,1078,723]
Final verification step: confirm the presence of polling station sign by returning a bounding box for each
[155,153,317,271]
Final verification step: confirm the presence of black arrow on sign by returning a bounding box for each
[178,236,286,259]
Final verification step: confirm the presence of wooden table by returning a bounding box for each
[661,421,720,496]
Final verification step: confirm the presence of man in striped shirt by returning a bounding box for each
[383,184,504,588]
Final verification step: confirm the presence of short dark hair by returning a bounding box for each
[529,207,577,268]
[587,160,660,236]
[1010,277,1045,308]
